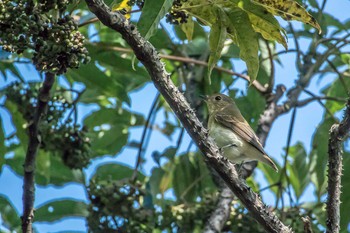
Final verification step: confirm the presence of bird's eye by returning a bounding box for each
[215,96,222,101]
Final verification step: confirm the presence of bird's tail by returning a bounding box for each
[260,154,278,172]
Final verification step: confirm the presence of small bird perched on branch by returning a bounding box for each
[202,93,278,172]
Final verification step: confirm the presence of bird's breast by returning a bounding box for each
[209,123,243,148]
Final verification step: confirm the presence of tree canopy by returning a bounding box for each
[0,0,350,232]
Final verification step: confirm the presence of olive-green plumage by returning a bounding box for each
[203,93,278,172]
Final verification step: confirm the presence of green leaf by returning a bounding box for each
[6,148,84,186]
[251,0,321,33]
[91,163,145,182]
[0,62,24,82]
[286,142,310,199]
[235,0,287,48]
[208,7,227,84]
[173,153,197,202]
[259,161,282,195]
[148,167,166,199]
[35,199,88,222]
[310,117,334,198]
[341,53,350,67]
[84,107,144,156]
[5,100,28,146]
[179,0,217,26]
[180,17,195,41]
[0,194,20,229]
[66,62,130,104]
[322,76,350,114]
[172,152,214,202]
[226,7,259,81]
[137,0,174,40]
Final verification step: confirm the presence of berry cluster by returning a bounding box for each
[0,0,90,74]
[38,0,73,12]
[127,0,144,8]
[87,179,152,232]
[5,83,91,169]
[0,1,34,53]
[169,194,216,230]
[166,0,189,25]
[33,15,90,74]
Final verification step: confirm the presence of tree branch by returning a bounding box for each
[21,72,55,233]
[84,1,292,232]
[326,98,350,233]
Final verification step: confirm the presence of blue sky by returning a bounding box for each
[1,0,350,232]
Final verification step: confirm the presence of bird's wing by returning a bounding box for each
[214,113,266,155]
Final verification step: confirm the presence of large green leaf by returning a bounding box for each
[6,148,84,186]
[226,7,259,81]
[91,163,145,182]
[173,153,198,202]
[35,199,88,223]
[310,117,334,198]
[84,107,144,156]
[172,152,214,202]
[234,0,287,48]
[259,160,282,195]
[322,76,350,114]
[286,142,310,199]
[5,100,28,147]
[251,0,321,33]
[66,61,130,104]
[208,7,227,83]
[0,194,20,230]
[137,0,174,40]
[0,61,24,82]
[65,41,150,105]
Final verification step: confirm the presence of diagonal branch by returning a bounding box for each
[84,1,293,232]
[326,98,350,233]
[22,72,55,233]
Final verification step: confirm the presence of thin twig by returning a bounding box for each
[302,89,339,122]
[276,107,297,211]
[22,72,55,233]
[131,93,160,182]
[259,49,298,63]
[90,43,267,93]
[289,23,303,72]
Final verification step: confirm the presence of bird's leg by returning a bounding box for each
[219,143,237,154]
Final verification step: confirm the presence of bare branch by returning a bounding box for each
[84,1,293,232]
[204,187,234,232]
[21,72,55,233]
[326,99,350,233]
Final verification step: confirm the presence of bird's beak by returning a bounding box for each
[199,95,209,101]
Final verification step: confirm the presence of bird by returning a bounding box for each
[202,93,278,172]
